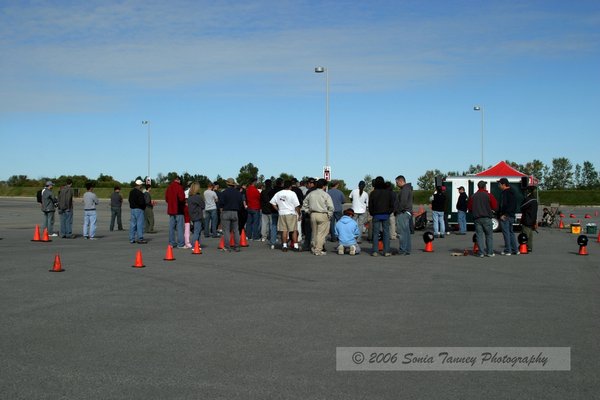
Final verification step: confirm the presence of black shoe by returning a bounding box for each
[136,239,148,244]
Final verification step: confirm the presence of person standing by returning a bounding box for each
[327,180,346,242]
[266,178,284,250]
[219,178,244,252]
[520,186,538,253]
[129,179,147,244]
[110,186,124,231]
[302,179,334,256]
[203,182,219,238]
[260,179,274,242]
[143,184,156,233]
[431,186,446,238]
[456,186,468,235]
[41,181,59,237]
[165,176,186,248]
[394,175,413,255]
[368,177,395,256]
[270,180,301,252]
[349,181,369,241]
[188,182,205,247]
[82,182,99,240]
[468,180,498,257]
[498,177,518,255]
[245,177,262,240]
[58,179,74,238]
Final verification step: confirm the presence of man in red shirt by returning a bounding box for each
[165,176,186,248]
[245,177,262,241]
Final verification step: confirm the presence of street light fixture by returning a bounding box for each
[314,66,330,180]
[473,106,484,171]
[142,120,150,183]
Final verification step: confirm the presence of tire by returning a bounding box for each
[492,217,500,232]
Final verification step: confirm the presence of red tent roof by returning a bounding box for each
[475,161,526,177]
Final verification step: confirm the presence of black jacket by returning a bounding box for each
[520,195,538,227]
[456,192,468,212]
[129,188,146,210]
[498,188,517,217]
[368,189,395,216]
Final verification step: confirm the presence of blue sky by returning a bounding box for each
[1,0,599,187]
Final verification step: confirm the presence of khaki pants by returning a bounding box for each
[310,212,330,254]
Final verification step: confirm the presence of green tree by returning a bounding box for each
[580,161,599,189]
[545,157,574,189]
[237,163,259,186]
[417,169,443,191]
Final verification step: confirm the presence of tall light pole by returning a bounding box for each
[142,120,150,183]
[314,66,330,180]
[473,106,484,171]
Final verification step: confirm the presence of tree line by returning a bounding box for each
[417,158,599,191]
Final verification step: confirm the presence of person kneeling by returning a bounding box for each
[335,209,361,255]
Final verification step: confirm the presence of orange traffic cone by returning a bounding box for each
[570,213,576,218]
[473,242,479,255]
[519,243,528,254]
[559,218,564,229]
[132,250,145,268]
[218,235,225,249]
[49,253,64,272]
[378,240,384,251]
[579,245,588,256]
[31,225,41,242]
[424,242,433,252]
[240,229,249,247]
[584,214,591,219]
[41,228,52,242]
[163,245,176,261]
[192,240,202,254]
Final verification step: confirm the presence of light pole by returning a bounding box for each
[315,66,330,180]
[142,120,150,183]
[473,106,484,171]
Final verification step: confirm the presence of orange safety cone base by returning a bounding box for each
[192,241,202,254]
[559,220,564,229]
[49,254,65,272]
[378,240,384,251]
[132,250,146,268]
[31,225,41,242]
[240,229,249,247]
[519,244,528,254]
[218,236,225,249]
[163,245,176,261]
[578,246,588,256]
[424,242,433,252]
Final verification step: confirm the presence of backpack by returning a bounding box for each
[36,189,44,203]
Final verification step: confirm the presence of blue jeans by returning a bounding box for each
[130,208,145,242]
[396,212,412,254]
[432,211,445,237]
[329,211,343,241]
[169,214,184,247]
[42,211,55,235]
[83,210,97,238]
[501,216,518,253]
[371,217,390,254]
[204,209,218,237]
[246,209,262,240]
[474,217,494,256]
[270,213,279,246]
[60,209,73,236]
[457,210,467,233]
[191,219,203,246]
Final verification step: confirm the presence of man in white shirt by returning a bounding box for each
[270,180,301,252]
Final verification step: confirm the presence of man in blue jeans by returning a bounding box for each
[498,177,518,255]
[165,176,185,248]
[128,179,147,244]
[468,180,498,257]
[456,186,468,235]
[395,175,413,255]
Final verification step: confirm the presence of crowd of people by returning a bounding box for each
[38,174,538,257]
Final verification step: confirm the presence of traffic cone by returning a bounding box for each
[240,229,249,247]
[473,242,479,255]
[570,213,576,218]
[424,242,433,252]
[378,240,384,251]
[192,240,202,254]
[132,250,145,268]
[579,245,588,256]
[163,245,176,261]
[559,218,564,229]
[41,228,52,242]
[585,214,591,219]
[218,235,225,249]
[49,253,64,272]
[519,243,528,254]
[229,231,235,247]
[31,225,41,242]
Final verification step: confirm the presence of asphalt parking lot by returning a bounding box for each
[1,198,599,399]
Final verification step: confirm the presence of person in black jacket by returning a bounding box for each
[368,176,395,256]
[520,187,538,253]
[456,186,468,235]
[129,179,147,244]
[498,177,518,255]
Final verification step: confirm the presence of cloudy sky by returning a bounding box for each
[1,0,599,187]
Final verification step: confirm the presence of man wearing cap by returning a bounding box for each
[165,176,186,248]
[82,182,99,240]
[302,179,334,256]
[129,179,147,244]
[394,175,413,255]
[456,186,468,235]
[468,180,498,257]
[58,179,74,238]
[498,177,518,255]
[41,181,59,237]
[219,178,244,252]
